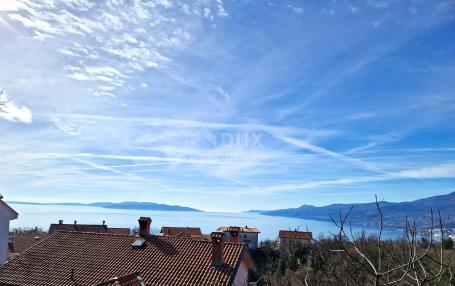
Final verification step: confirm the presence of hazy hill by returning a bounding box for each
[257,192,455,229]
[8,201,202,212]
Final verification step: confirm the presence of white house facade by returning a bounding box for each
[0,197,18,264]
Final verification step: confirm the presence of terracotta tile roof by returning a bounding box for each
[49,222,129,235]
[160,227,202,238]
[217,227,260,233]
[49,223,108,234]
[279,230,312,240]
[0,231,249,286]
[107,228,130,235]
[95,272,144,286]
[10,232,49,254]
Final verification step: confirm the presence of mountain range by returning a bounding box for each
[252,191,455,230]
[8,201,202,212]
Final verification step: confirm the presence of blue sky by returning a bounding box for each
[0,0,454,212]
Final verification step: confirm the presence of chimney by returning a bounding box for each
[138,217,152,238]
[102,220,106,226]
[211,232,224,268]
[58,220,63,224]
[227,226,240,244]
[74,220,77,225]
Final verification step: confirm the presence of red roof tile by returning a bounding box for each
[49,223,129,235]
[10,232,49,254]
[279,230,312,240]
[0,231,249,286]
[160,227,202,238]
[107,228,130,235]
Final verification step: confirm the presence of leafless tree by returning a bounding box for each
[326,195,453,285]
[252,197,455,286]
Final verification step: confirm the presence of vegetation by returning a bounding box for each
[250,197,455,286]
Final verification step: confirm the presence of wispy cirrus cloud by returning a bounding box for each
[0,0,454,211]
[4,0,228,99]
[255,162,455,194]
[0,90,32,123]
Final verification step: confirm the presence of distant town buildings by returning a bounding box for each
[217,226,260,249]
[279,230,312,256]
[0,195,18,264]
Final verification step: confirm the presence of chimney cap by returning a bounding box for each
[227,226,240,232]
[211,232,224,242]
[138,217,152,238]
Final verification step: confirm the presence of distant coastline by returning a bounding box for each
[247,191,455,230]
[8,201,202,212]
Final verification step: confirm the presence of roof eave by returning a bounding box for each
[0,201,18,220]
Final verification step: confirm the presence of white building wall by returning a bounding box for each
[240,233,258,249]
[0,209,11,264]
[232,261,249,286]
[224,232,259,249]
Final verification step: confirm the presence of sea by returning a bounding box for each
[9,203,402,241]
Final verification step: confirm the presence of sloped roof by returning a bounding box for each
[217,227,260,233]
[49,223,108,234]
[0,231,248,286]
[279,230,312,240]
[95,272,144,286]
[107,228,130,235]
[160,226,202,238]
[10,231,49,254]
[0,200,18,220]
[48,223,129,235]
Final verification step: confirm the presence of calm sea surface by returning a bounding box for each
[9,203,402,241]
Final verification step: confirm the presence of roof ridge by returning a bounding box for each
[57,230,136,237]
[56,231,249,248]
[50,223,108,226]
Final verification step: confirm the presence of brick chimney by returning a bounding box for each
[58,220,63,224]
[138,217,152,238]
[211,232,224,268]
[227,226,240,244]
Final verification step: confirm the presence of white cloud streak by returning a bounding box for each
[0,90,32,123]
[258,162,455,194]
